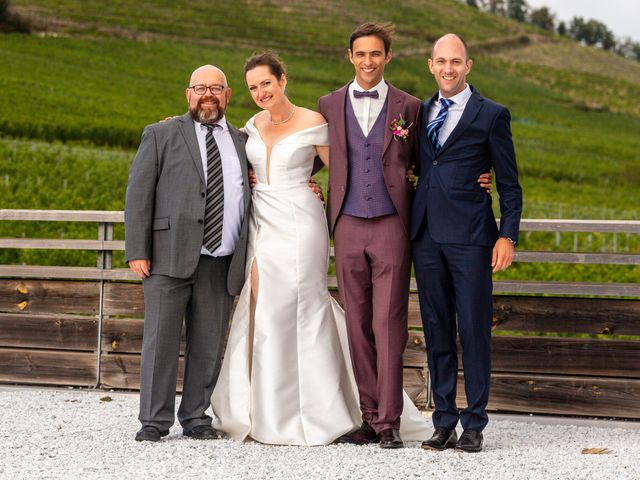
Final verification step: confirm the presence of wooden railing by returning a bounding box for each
[1,209,639,418]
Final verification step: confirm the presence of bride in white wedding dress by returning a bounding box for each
[211,52,428,446]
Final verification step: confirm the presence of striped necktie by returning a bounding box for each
[203,124,224,253]
[426,98,454,153]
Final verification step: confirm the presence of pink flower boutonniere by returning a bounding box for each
[390,114,413,142]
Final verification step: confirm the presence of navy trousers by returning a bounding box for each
[412,226,493,432]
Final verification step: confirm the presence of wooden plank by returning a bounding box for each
[404,332,427,368]
[0,238,124,251]
[404,367,427,407]
[0,266,136,281]
[102,318,187,354]
[3,271,637,297]
[100,353,183,391]
[103,283,145,316]
[0,209,124,222]
[0,347,96,386]
[410,331,640,377]
[0,279,100,314]
[0,313,98,351]
[491,336,640,378]
[493,280,640,297]
[331,276,640,297]
[477,373,640,419]
[493,296,640,335]
[517,219,640,234]
[514,251,640,265]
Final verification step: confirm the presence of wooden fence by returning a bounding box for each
[1,210,639,418]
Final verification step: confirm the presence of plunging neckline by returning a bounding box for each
[247,116,327,185]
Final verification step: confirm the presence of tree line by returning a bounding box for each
[463,0,640,61]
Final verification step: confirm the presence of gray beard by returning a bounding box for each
[190,105,223,123]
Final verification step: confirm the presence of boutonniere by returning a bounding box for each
[390,114,413,142]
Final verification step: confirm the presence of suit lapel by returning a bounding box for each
[438,89,483,155]
[333,84,349,161]
[382,83,404,157]
[177,113,206,184]
[422,92,439,158]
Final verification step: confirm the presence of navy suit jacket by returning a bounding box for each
[411,86,522,246]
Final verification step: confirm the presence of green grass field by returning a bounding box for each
[1,0,638,283]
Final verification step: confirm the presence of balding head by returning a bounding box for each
[431,33,469,61]
[189,64,228,87]
[186,64,232,124]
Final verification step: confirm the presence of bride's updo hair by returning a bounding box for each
[244,51,287,81]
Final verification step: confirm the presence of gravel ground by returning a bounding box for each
[1,387,639,480]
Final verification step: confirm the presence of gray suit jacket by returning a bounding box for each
[125,113,250,296]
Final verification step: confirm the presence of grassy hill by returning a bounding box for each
[1,0,639,282]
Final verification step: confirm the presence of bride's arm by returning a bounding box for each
[315,145,330,167]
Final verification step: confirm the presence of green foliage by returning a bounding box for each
[13,0,531,50]
[0,137,130,266]
[529,7,555,32]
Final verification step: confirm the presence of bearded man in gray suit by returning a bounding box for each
[125,65,250,442]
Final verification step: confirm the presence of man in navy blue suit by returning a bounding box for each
[412,33,523,453]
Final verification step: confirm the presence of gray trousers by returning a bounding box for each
[138,254,233,431]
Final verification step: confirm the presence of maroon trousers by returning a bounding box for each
[334,213,410,432]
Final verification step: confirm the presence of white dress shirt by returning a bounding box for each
[348,78,389,136]
[194,116,244,257]
[428,84,472,146]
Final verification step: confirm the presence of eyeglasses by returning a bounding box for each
[189,84,226,95]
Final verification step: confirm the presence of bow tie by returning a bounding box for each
[353,90,379,99]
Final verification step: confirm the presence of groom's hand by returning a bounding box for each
[406,165,417,191]
[478,172,492,194]
[248,168,258,189]
[129,259,151,278]
[491,238,514,272]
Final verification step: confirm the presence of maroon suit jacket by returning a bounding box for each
[317,82,422,237]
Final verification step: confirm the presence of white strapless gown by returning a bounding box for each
[211,116,429,445]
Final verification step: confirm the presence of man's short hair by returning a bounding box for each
[349,22,395,54]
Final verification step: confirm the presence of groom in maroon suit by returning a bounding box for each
[318,23,421,449]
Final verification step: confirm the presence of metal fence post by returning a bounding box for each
[95,222,113,388]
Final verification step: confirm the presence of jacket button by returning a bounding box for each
[201,192,205,198]
[197,219,203,224]
[433,160,438,165]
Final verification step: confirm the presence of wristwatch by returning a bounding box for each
[501,237,516,247]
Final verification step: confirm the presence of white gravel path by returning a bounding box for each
[1,387,639,480]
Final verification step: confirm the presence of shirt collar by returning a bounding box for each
[349,78,388,97]
[438,84,471,107]
[195,115,229,133]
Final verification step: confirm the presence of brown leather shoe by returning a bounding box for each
[422,427,458,450]
[379,428,404,449]
[336,422,379,445]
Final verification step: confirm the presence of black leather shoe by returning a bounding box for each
[379,428,404,449]
[336,422,379,445]
[455,429,483,452]
[183,424,221,440]
[135,425,169,442]
[421,427,458,450]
